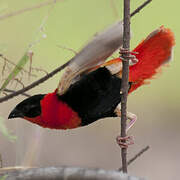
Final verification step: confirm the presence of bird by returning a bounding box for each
[8,26,174,145]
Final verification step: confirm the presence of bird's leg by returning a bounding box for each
[115,105,137,132]
[125,111,137,132]
[114,105,137,148]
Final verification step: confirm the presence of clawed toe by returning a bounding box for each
[116,135,134,148]
[119,47,139,65]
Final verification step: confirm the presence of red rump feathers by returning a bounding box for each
[91,26,175,93]
[129,26,175,93]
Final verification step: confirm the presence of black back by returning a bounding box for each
[59,67,128,126]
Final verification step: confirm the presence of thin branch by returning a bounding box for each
[0,0,64,21]
[13,78,25,89]
[0,60,71,103]
[1,60,6,76]
[57,45,77,55]
[119,0,152,173]
[3,89,30,97]
[32,67,48,75]
[130,0,152,18]
[0,54,37,77]
[28,0,56,49]
[120,0,131,173]
[0,154,2,168]
[110,0,119,18]
[28,51,33,81]
[0,0,152,103]
[119,146,150,171]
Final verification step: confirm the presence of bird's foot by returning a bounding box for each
[116,135,134,148]
[119,47,139,64]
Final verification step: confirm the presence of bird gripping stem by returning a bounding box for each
[120,0,131,173]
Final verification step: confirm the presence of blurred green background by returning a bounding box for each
[0,0,179,179]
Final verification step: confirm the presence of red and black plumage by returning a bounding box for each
[9,67,130,129]
[8,26,175,130]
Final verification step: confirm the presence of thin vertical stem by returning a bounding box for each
[0,154,2,168]
[120,0,131,173]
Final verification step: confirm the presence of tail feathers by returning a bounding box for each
[129,26,175,93]
[87,26,175,94]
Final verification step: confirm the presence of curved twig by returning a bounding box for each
[4,89,30,97]
[0,60,71,103]
[130,0,152,18]
[0,0,64,21]
[119,146,150,171]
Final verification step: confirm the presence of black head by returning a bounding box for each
[8,94,45,119]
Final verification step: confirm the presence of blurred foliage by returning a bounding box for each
[0,117,16,142]
[0,175,8,180]
[0,51,29,93]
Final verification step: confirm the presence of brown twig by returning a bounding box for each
[3,88,30,97]
[110,0,152,19]
[28,0,56,49]
[0,0,151,103]
[2,60,6,76]
[110,0,119,18]
[13,78,25,89]
[0,154,2,168]
[0,0,64,21]
[130,0,152,18]
[120,0,131,173]
[0,54,36,77]
[0,60,71,103]
[27,51,33,81]
[32,67,48,75]
[57,45,77,55]
[120,0,152,173]
[119,146,150,171]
